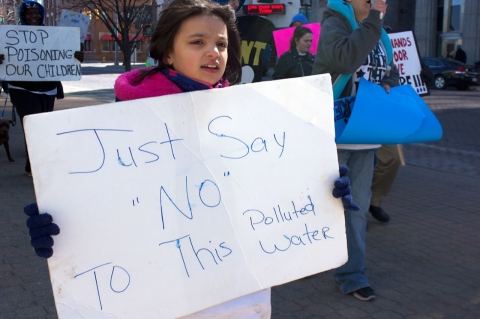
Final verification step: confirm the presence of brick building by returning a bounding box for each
[2,0,480,64]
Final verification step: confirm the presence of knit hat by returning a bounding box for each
[289,13,308,27]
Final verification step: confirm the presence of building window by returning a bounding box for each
[136,41,143,52]
[437,1,444,32]
[449,0,461,31]
[84,40,93,52]
[101,40,110,51]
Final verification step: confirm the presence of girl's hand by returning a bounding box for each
[382,84,391,94]
[24,203,60,258]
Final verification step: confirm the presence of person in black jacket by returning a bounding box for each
[272,26,315,80]
[454,45,467,64]
[0,1,83,176]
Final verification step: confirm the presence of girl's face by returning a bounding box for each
[166,14,228,85]
[295,33,312,54]
[23,8,42,26]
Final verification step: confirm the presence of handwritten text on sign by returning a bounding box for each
[388,30,427,95]
[24,75,346,319]
[0,25,81,81]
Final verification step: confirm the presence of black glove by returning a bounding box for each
[332,165,360,211]
[24,203,60,258]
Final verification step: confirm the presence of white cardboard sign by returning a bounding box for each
[58,9,91,43]
[0,25,81,81]
[388,30,428,95]
[24,75,346,319]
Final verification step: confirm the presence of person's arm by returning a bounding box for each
[314,10,383,75]
[74,43,84,63]
[271,54,291,80]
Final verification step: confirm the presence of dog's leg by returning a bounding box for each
[4,142,14,162]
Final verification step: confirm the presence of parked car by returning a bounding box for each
[421,57,479,90]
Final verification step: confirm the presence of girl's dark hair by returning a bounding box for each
[289,26,312,50]
[143,0,242,85]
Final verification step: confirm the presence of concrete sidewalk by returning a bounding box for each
[1,88,480,318]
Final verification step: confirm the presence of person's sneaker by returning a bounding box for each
[353,286,376,301]
[369,205,390,223]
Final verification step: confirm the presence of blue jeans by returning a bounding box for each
[335,149,375,294]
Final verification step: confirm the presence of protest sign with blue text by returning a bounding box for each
[58,9,91,42]
[24,74,346,319]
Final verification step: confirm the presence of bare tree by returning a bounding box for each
[69,0,155,71]
[0,0,19,25]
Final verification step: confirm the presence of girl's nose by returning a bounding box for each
[206,44,220,57]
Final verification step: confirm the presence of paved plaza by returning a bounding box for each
[1,71,479,318]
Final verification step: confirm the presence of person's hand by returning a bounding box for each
[382,84,391,93]
[74,51,84,63]
[24,203,60,258]
[371,0,388,17]
[332,165,360,211]
[0,54,4,65]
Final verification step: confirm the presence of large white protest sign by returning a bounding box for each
[0,25,81,81]
[58,9,91,42]
[24,75,346,319]
[388,31,428,96]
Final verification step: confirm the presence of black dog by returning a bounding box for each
[0,119,14,162]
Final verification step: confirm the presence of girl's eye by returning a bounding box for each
[218,42,228,48]
[191,40,203,45]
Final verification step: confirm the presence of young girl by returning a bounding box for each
[114,0,241,101]
[24,0,356,317]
